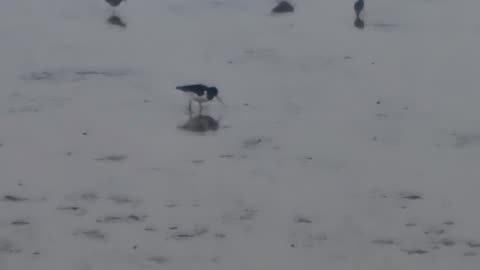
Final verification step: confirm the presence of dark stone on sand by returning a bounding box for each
[179,115,219,133]
[272,1,294,14]
[3,195,27,202]
[354,17,365,29]
[107,15,127,28]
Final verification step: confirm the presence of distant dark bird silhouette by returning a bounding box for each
[105,0,126,7]
[176,84,223,115]
[354,0,364,18]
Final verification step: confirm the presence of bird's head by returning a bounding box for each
[207,87,219,100]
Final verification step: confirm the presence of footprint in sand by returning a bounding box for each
[107,194,142,207]
[96,214,147,224]
[147,256,168,264]
[94,154,128,162]
[2,195,29,202]
[73,229,108,241]
[10,219,30,227]
[57,205,88,216]
[168,225,209,240]
[401,249,429,255]
[371,238,397,246]
[65,191,99,203]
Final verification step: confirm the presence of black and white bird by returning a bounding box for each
[176,84,223,115]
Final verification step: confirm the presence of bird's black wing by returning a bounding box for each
[176,84,207,96]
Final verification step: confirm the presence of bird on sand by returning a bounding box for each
[176,84,224,115]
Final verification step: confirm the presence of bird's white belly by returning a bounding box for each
[187,92,209,103]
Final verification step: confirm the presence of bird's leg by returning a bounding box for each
[198,102,203,115]
[188,100,193,117]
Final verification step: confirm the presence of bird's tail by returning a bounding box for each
[176,86,187,92]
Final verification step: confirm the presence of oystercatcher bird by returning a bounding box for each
[354,0,364,18]
[176,84,223,115]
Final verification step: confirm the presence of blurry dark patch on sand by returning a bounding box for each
[432,238,455,247]
[218,153,247,159]
[294,216,313,224]
[466,240,480,248]
[147,256,168,264]
[10,219,30,226]
[289,231,327,248]
[144,226,158,232]
[423,226,446,236]
[108,194,141,206]
[443,220,455,226]
[96,214,147,223]
[179,115,219,133]
[65,191,99,204]
[242,137,263,148]
[57,205,88,216]
[94,154,128,162]
[304,233,327,247]
[214,232,227,238]
[397,191,423,200]
[401,249,428,255]
[164,201,180,208]
[378,190,424,201]
[169,225,209,240]
[453,132,480,148]
[21,68,130,83]
[0,239,21,254]
[242,136,274,149]
[73,229,108,240]
[222,207,259,223]
[2,195,28,202]
[371,238,396,246]
[107,15,127,28]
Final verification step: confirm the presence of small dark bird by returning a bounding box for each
[105,0,126,7]
[176,84,223,115]
[354,0,364,18]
